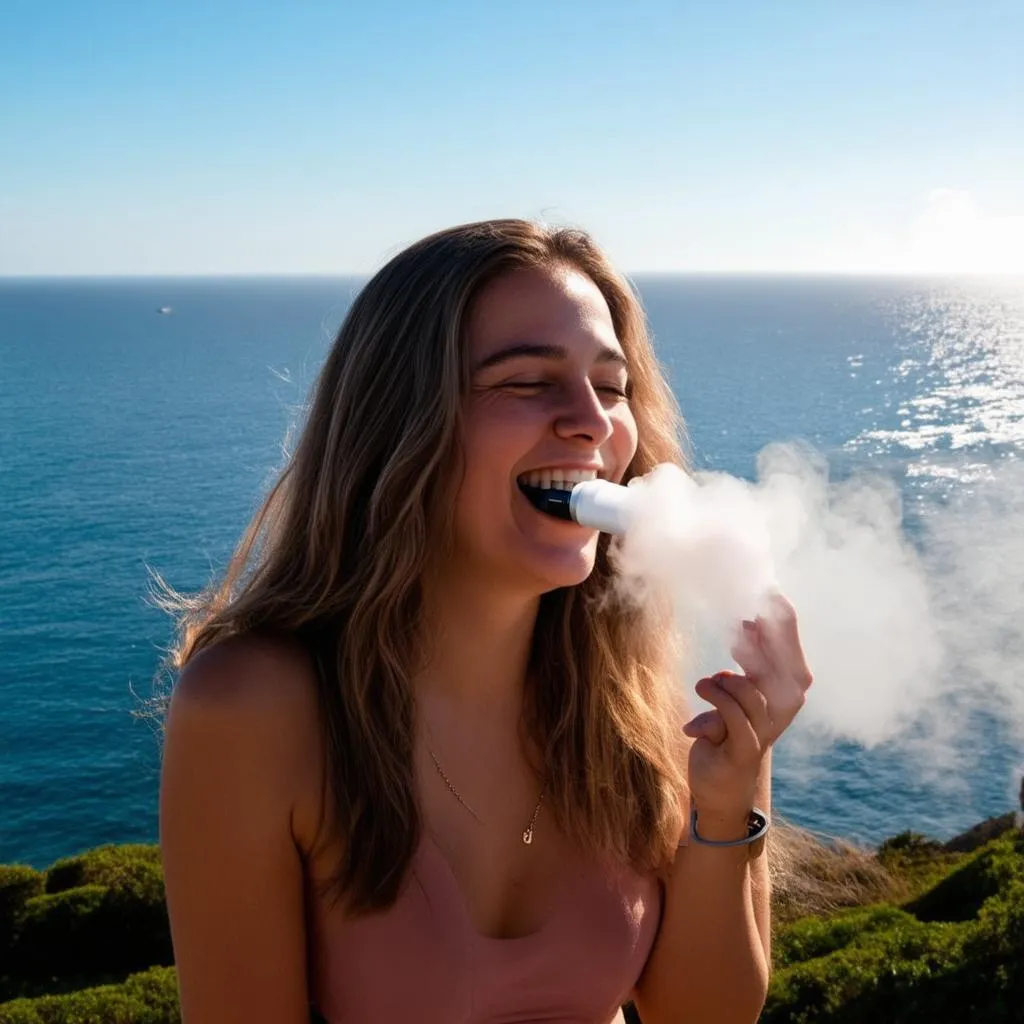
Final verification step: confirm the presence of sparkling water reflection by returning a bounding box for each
[849,278,1024,485]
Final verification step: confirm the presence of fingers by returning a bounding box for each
[760,591,814,692]
[730,620,773,680]
[692,673,761,759]
[693,590,813,757]
[713,671,773,740]
[682,709,727,745]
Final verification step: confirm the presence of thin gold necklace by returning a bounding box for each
[427,747,546,845]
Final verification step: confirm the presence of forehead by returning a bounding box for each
[465,265,622,360]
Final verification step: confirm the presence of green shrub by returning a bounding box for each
[0,965,179,1024]
[0,868,45,922]
[0,867,45,958]
[5,858,172,1000]
[765,918,967,1023]
[14,886,109,988]
[875,830,965,901]
[773,904,911,969]
[905,831,1023,923]
[44,846,162,897]
[956,876,1024,1009]
[877,831,944,857]
[763,830,1024,1023]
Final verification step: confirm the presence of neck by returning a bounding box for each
[416,570,540,727]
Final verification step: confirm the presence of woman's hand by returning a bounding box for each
[682,590,813,822]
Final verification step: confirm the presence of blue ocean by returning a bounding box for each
[2,275,1022,870]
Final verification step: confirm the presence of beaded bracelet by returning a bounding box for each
[689,807,770,847]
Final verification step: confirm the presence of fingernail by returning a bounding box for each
[742,619,757,631]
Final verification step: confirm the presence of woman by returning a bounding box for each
[157,219,812,1023]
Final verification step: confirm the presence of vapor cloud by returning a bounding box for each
[612,444,1024,800]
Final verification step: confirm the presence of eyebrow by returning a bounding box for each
[473,341,629,373]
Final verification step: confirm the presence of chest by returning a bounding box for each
[307,835,661,1024]
[412,731,565,941]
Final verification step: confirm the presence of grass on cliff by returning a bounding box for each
[1,823,1021,1023]
[761,825,1024,1023]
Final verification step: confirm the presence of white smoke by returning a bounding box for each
[612,442,1024,802]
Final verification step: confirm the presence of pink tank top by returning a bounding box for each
[308,831,664,1023]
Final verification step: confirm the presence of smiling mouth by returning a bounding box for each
[516,469,598,521]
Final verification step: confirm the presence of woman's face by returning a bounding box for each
[450,264,638,595]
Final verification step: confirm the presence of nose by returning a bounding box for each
[553,380,614,446]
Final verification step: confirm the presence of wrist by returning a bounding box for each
[690,806,752,842]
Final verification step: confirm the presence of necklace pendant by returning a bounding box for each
[522,827,533,845]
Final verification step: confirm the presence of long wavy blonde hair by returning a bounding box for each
[151,219,694,915]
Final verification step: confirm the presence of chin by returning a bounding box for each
[517,545,599,595]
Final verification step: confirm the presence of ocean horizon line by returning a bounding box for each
[2,269,1023,283]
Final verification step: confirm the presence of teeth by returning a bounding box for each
[519,469,598,490]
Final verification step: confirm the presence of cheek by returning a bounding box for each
[612,407,640,475]
[455,403,529,510]
[461,396,542,473]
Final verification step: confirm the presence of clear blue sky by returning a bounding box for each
[2,0,1022,274]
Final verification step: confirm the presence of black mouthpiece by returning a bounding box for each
[519,484,574,521]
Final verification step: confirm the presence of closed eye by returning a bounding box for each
[502,381,628,398]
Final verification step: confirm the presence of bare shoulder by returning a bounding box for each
[168,632,327,849]
[172,632,319,717]
[160,632,330,1022]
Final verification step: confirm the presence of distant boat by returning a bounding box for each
[156,306,173,315]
